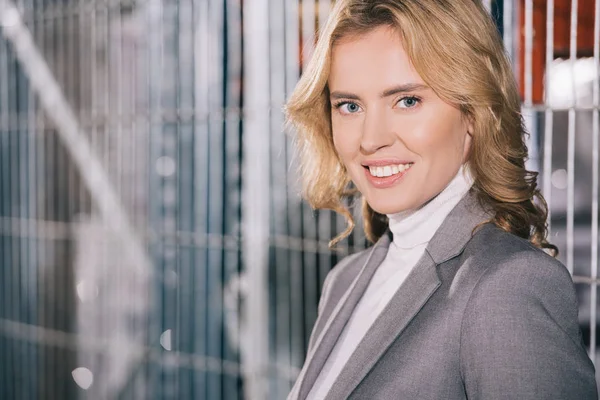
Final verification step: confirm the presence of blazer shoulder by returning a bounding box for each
[463,224,580,341]
[459,226,596,398]
[466,224,570,285]
[323,247,372,292]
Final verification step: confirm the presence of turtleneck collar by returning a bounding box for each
[387,165,474,250]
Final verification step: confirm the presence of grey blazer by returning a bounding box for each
[288,192,597,400]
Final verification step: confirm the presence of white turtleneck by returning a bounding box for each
[307,165,474,400]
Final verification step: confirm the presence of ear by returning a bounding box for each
[462,120,474,161]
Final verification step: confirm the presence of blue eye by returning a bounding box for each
[335,101,362,115]
[398,96,420,109]
[346,103,360,112]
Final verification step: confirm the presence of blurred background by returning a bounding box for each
[0,0,598,398]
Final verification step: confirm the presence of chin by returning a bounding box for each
[366,198,414,215]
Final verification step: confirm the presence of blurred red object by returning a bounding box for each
[518,0,597,104]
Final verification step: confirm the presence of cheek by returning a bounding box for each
[410,120,468,161]
[331,119,358,160]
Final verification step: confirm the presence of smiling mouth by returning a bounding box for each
[366,163,413,178]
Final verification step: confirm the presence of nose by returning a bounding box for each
[360,109,395,154]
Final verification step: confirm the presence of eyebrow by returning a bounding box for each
[330,83,429,101]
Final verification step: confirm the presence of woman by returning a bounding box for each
[285,0,597,399]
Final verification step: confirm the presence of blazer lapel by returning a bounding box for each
[324,252,440,400]
[325,191,491,400]
[294,234,392,400]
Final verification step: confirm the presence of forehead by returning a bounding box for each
[329,26,424,90]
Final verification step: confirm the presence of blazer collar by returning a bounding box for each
[426,189,492,264]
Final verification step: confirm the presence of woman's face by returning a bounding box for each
[328,26,472,215]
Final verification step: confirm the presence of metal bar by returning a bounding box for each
[0,318,246,378]
[176,0,195,396]
[150,0,167,394]
[543,0,555,234]
[9,13,21,399]
[0,16,12,399]
[298,0,320,372]
[242,0,271,397]
[318,0,331,32]
[78,0,88,217]
[300,0,319,372]
[194,0,210,395]
[269,0,290,396]
[17,12,32,398]
[524,0,534,106]
[522,0,538,174]
[205,0,225,397]
[159,2,180,397]
[31,7,47,394]
[25,3,39,393]
[574,275,600,285]
[566,0,579,276]
[283,1,302,387]
[0,314,303,383]
[590,0,600,364]
[222,0,243,397]
[302,0,316,71]
[316,0,333,325]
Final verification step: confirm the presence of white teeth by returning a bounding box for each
[368,163,412,177]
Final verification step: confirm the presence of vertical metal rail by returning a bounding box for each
[206,0,225,398]
[567,0,579,276]
[524,0,534,106]
[543,0,555,234]
[300,0,319,365]
[160,1,179,397]
[302,0,321,390]
[242,0,271,398]
[290,0,309,386]
[222,0,243,398]
[0,10,11,400]
[318,0,331,31]
[20,1,34,398]
[522,0,539,175]
[302,0,316,71]
[32,4,47,395]
[146,0,166,395]
[316,0,333,341]
[175,0,196,397]
[284,0,301,393]
[590,0,600,364]
[25,0,39,393]
[194,0,210,396]
[269,0,289,396]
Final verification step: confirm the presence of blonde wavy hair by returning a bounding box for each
[285,0,557,255]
